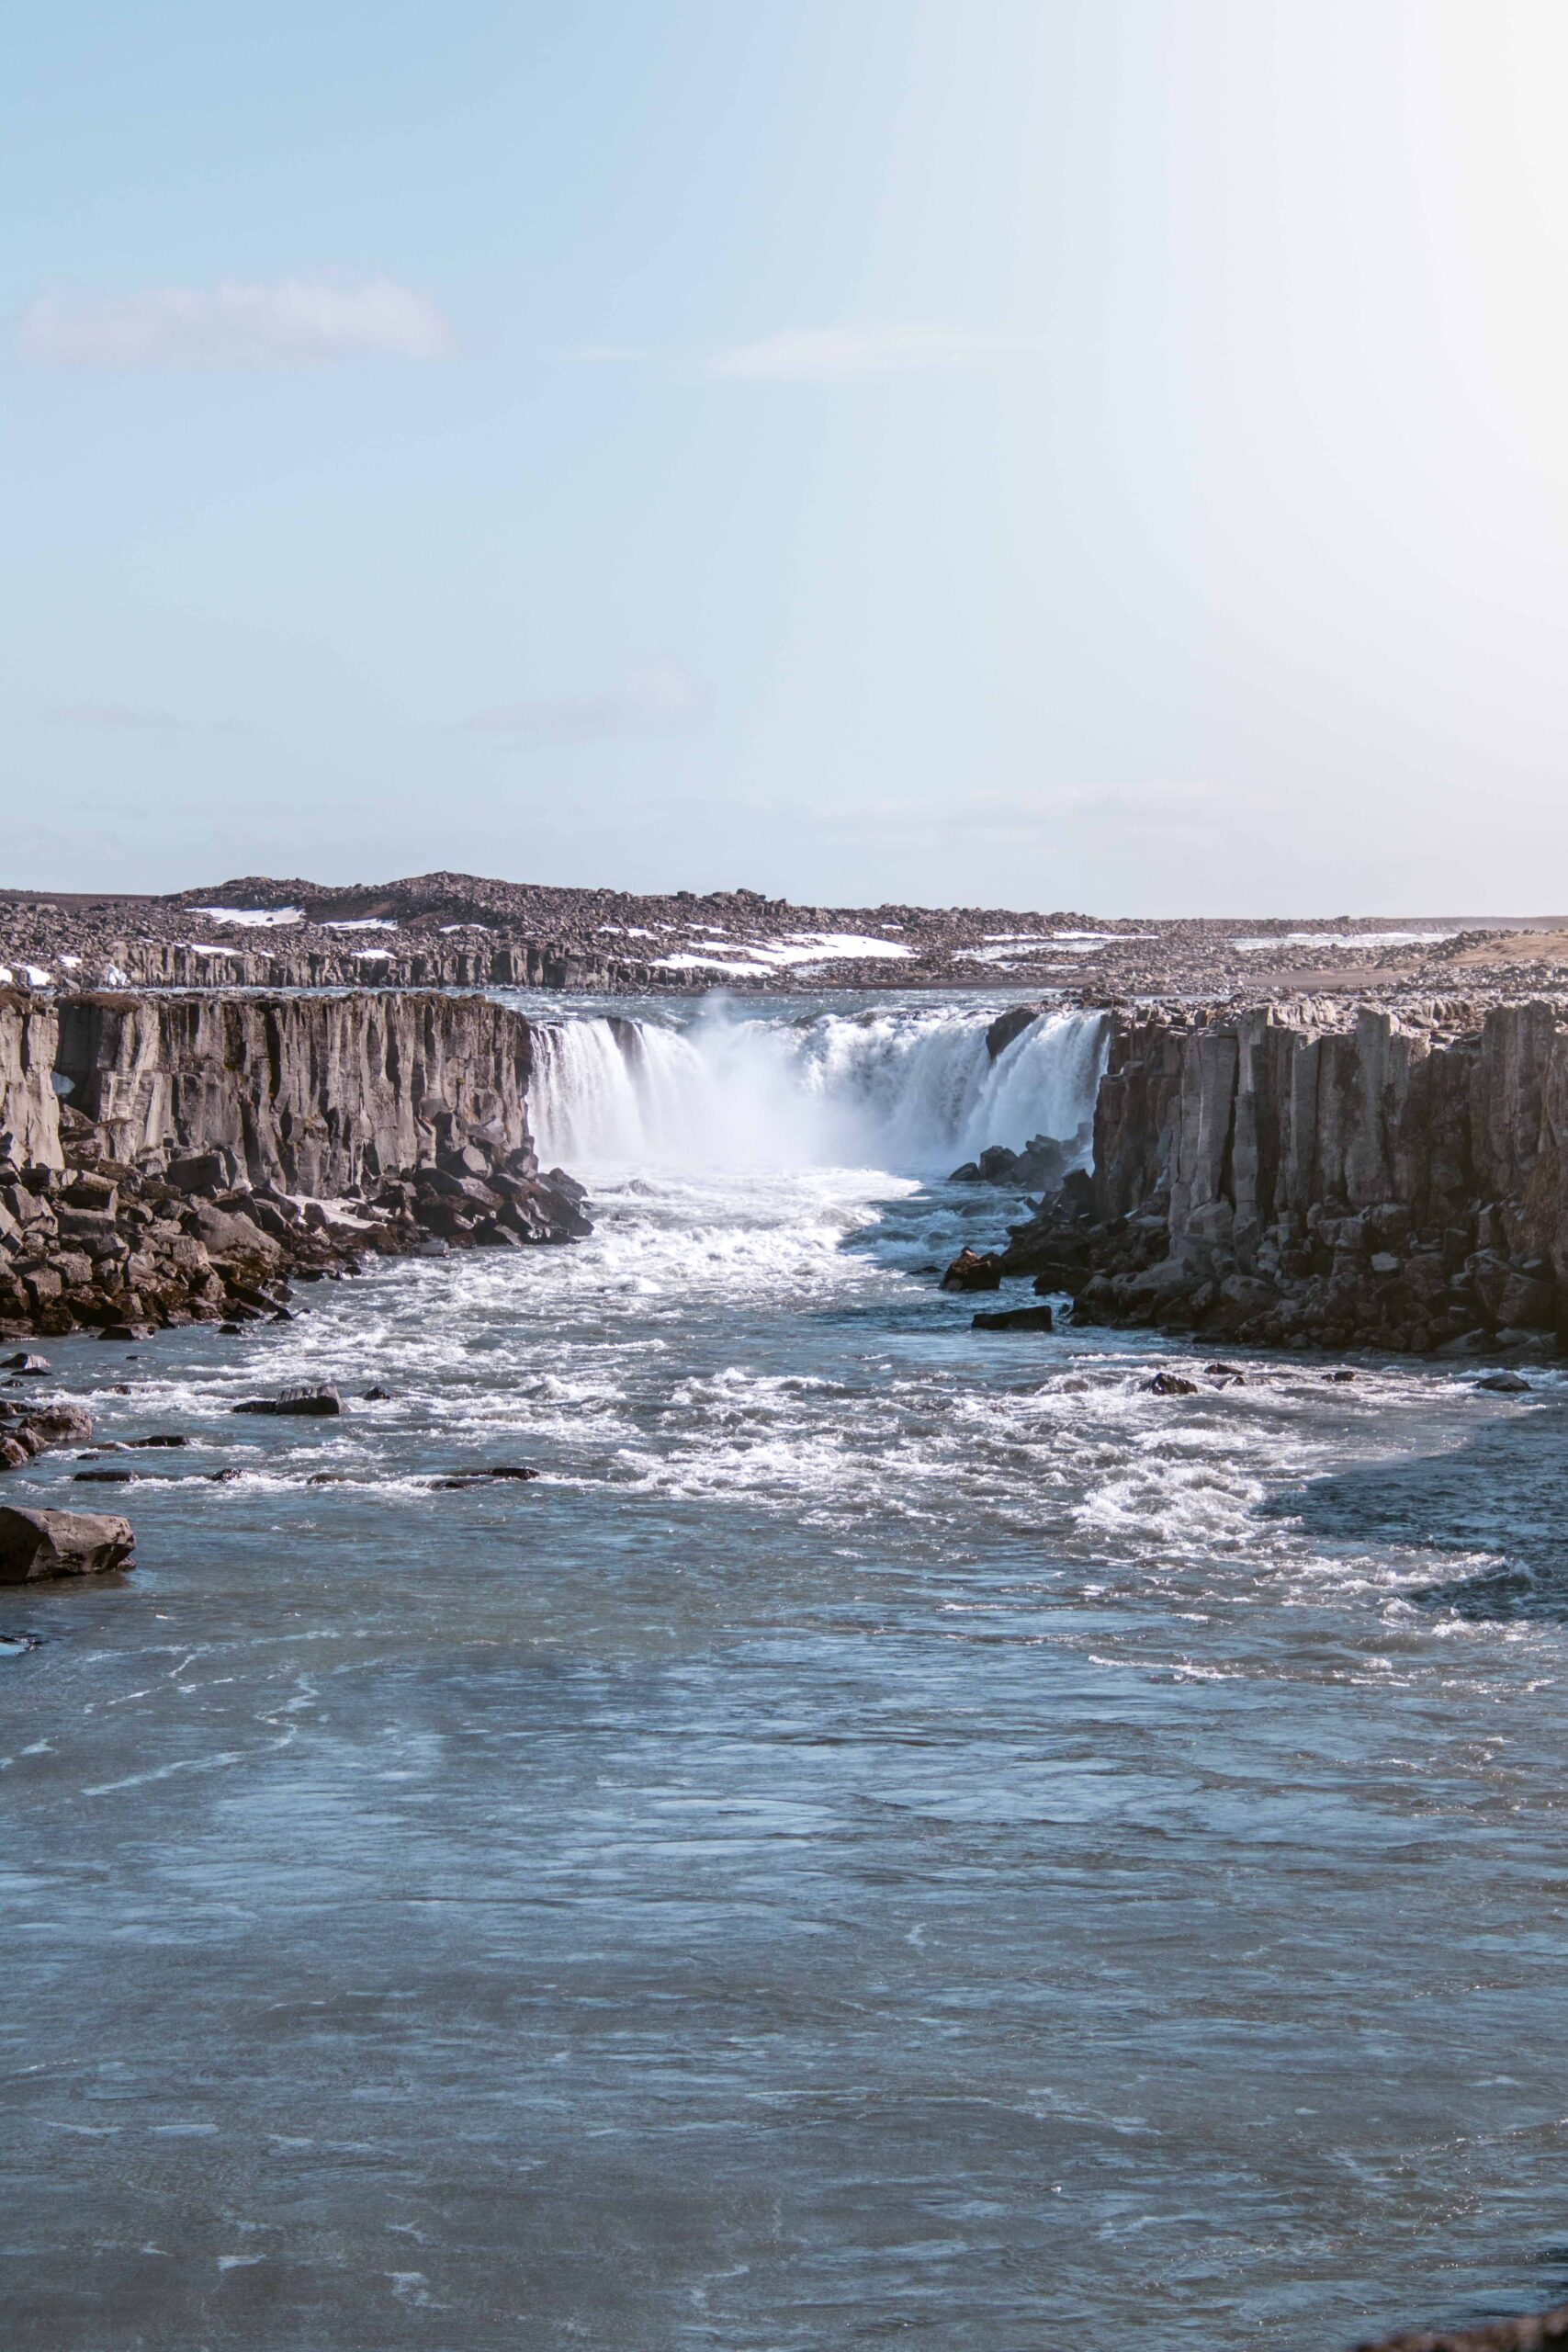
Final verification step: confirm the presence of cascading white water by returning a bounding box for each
[530,1002,1109,1176]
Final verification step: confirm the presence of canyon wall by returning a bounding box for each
[1008,1000,1568,1353]
[0,991,64,1171]
[52,990,542,1193]
[106,937,658,993]
[0,990,585,1338]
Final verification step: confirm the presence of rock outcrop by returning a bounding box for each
[0,1504,134,1581]
[0,989,64,1171]
[0,989,589,1338]
[54,989,540,1191]
[998,1000,1568,1355]
[0,1398,94,1471]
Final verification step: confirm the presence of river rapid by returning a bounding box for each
[5,989,1568,2351]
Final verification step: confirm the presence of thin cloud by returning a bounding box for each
[817,780,1279,838]
[47,702,188,731]
[710,325,1047,382]
[21,279,451,370]
[46,703,253,737]
[462,660,705,747]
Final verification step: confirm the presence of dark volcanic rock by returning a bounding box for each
[0,987,592,1339]
[0,1504,134,1581]
[975,1000,1568,1362]
[940,1248,1003,1293]
[971,1305,1055,1331]
[985,1004,1043,1059]
[428,1464,540,1488]
[1353,2295,1568,2349]
[232,1386,344,1418]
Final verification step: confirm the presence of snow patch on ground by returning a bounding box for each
[653,931,914,976]
[1232,930,1461,952]
[193,905,304,928]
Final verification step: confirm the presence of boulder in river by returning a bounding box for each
[1352,2292,1568,2349]
[0,1400,95,1469]
[1144,1371,1199,1395]
[1,1352,49,1374]
[940,1248,1003,1293]
[428,1465,540,1488]
[985,1004,1042,1060]
[0,1504,135,1581]
[231,1385,344,1418]
[971,1305,1055,1331]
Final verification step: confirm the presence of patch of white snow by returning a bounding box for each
[193,905,304,928]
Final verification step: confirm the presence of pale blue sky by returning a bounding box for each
[6,1,1568,910]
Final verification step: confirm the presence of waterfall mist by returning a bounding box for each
[529,1001,1109,1176]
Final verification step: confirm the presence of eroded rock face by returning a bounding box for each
[0,989,64,1172]
[0,989,591,1337]
[0,1504,133,1581]
[1001,1001,1568,1354]
[53,990,541,1193]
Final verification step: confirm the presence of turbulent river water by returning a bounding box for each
[5,989,1568,2352]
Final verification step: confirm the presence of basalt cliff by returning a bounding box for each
[981,999,1568,1359]
[0,989,587,1340]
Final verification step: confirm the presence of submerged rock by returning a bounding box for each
[231,1385,344,1418]
[428,1465,540,1488]
[1473,1371,1531,1394]
[971,1305,1055,1331]
[0,1504,134,1582]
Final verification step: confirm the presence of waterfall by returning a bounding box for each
[530,1003,1109,1177]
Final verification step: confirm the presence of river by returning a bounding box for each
[4,989,1567,2349]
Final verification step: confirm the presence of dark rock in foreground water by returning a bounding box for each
[232,1385,344,1418]
[971,1304,1055,1331]
[940,1247,1003,1293]
[1353,2295,1568,2349]
[0,1504,134,1581]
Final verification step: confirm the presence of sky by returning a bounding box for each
[5,0,1568,913]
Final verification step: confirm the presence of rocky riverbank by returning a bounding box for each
[970,998,1568,1359]
[0,988,588,1341]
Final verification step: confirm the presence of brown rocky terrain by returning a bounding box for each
[4,870,1567,1001]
